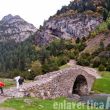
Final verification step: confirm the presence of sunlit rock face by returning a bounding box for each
[35,13,103,45]
[35,0,104,45]
[0,14,37,42]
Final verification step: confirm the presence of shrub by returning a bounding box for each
[8,69,21,78]
[100,57,108,66]
[99,41,104,51]
[92,57,101,68]
[67,50,75,59]
[77,52,92,66]
[108,58,110,64]
[106,65,110,71]
[106,44,110,51]
[90,31,97,37]
[98,64,106,71]
[75,38,81,44]
[42,62,59,73]
[107,23,110,30]
[77,58,90,66]
[31,60,43,76]
[42,57,59,73]
[58,55,70,66]
[92,48,102,57]
[82,37,86,42]
[103,8,109,21]
[77,42,87,52]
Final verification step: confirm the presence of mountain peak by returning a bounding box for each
[0,14,37,42]
[2,14,13,21]
[1,14,26,24]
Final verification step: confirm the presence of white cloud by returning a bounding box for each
[0,0,70,28]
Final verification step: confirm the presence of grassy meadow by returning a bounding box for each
[0,97,102,110]
[93,71,110,94]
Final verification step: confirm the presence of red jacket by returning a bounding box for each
[0,82,5,87]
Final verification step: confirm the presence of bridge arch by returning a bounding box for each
[72,75,88,96]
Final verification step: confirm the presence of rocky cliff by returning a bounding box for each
[35,0,104,45]
[0,14,37,42]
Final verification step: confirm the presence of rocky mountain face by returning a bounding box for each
[35,14,102,45]
[0,14,37,42]
[35,0,104,45]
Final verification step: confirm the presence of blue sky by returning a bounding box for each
[0,0,70,28]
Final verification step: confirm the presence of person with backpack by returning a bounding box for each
[14,76,24,90]
[18,77,24,86]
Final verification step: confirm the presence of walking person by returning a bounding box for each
[0,81,5,95]
[14,76,20,89]
[18,77,24,91]
[14,76,24,91]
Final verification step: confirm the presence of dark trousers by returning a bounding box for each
[0,87,3,94]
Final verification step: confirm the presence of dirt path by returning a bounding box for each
[0,87,21,104]
[0,96,8,104]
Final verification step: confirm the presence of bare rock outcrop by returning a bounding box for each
[35,0,104,45]
[0,14,37,42]
[35,13,103,45]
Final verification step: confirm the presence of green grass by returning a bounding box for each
[0,78,31,88]
[0,98,101,110]
[0,78,15,88]
[93,71,110,93]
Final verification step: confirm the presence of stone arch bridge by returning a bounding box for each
[6,65,101,99]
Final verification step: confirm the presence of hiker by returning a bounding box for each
[14,76,24,90]
[0,82,5,95]
[18,77,24,91]
[14,76,20,89]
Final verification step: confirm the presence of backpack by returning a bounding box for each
[18,77,24,85]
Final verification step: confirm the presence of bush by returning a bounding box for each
[100,57,107,66]
[99,41,104,51]
[67,50,75,59]
[106,44,110,51]
[77,52,91,66]
[42,62,59,73]
[8,69,21,78]
[42,57,59,73]
[22,60,43,80]
[75,38,81,44]
[74,50,79,59]
[92,48,102,57]
[82,37,86,42]
[107,23,110,30]
[77,58,90,66]
[77,42,87,52]
[90,31,97,37]
[58,55,70,66]
[103,8,109,21]
[92,57,101,68]
[98,64,106,71]
[106,65,110,71]
[31,61,43,76]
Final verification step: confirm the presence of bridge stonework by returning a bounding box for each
[20,66,99,99]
